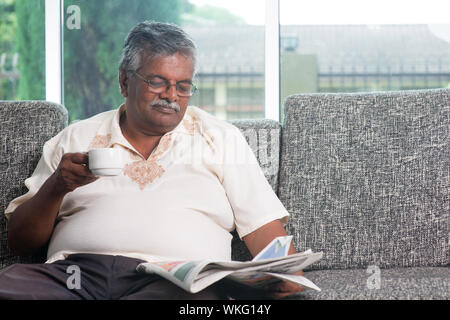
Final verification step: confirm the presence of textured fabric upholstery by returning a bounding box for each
[229,119,281,194]
[229,119,282,261]
[279,89,449,270]
[285,267,449,300]
[0,101,68,269]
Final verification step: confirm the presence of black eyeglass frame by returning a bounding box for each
[131,70,198,97]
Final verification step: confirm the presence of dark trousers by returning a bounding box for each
[0,253,233,300]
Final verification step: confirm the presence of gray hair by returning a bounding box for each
[119,21,197,74]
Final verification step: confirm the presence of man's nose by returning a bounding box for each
[160,84,178,102]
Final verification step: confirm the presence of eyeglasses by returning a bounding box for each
[132,71,197,97]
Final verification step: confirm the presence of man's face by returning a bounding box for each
[120,52,195,135]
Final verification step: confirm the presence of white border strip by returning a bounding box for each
[45,0,62,103]
[265,0,280,121]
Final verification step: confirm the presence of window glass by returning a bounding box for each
[63,0,186,121]
[63,0,265,122]
[185,12,265,120]
[0,0,45,101]
[280,0,450,121]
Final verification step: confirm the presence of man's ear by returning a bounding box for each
[119,70,129,98]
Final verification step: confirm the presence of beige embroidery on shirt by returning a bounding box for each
[182,114,216,153]
[182,118,196,135]
[123,159,165,190]
[150,134,173,160]
[88,134,112,150]
[123,134,173,190]
[122,111,215,190]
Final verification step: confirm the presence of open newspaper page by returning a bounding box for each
[136,236,323,293]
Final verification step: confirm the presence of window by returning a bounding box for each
[0,0,45,101]
[186,24,265,120]
[279,0,450,122]
[62,0,266,122]
[63,0,188,121]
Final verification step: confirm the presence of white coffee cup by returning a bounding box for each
[88,148,124,176]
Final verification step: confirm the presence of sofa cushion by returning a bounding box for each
[229,119,282,261]
[0,101,68,270]
[286,267,449,300]
[279,89,449,269]
[229,119,281,193]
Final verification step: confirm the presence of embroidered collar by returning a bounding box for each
[88,104,215,155]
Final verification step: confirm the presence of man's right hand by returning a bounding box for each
[50,152,99,195]
[7,152,98,256]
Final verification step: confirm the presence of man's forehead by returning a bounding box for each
[140,52,194,68]
[139,53,195,80]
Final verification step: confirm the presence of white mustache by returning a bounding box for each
[149,100,181,112]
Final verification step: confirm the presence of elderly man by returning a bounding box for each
[0,21,303,300]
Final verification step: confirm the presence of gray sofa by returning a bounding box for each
[1,88,448,299]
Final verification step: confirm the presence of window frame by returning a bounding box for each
[45,0,63,104]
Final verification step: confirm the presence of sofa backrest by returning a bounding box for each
[0,101,68,269]
[279,89,449,270]
[229,119,281,193]
[229,118,282,261]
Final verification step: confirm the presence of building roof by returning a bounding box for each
[184,24,450,74]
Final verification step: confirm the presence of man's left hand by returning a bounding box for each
[242,221,307,299]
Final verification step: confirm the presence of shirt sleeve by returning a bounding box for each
[4,132,64,220]
[220,126,289,239]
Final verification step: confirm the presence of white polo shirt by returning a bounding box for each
[5,104,289,263]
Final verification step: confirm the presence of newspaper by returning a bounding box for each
[136,236,323,294]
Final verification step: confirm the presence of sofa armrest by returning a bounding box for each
[0,100,68,270]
